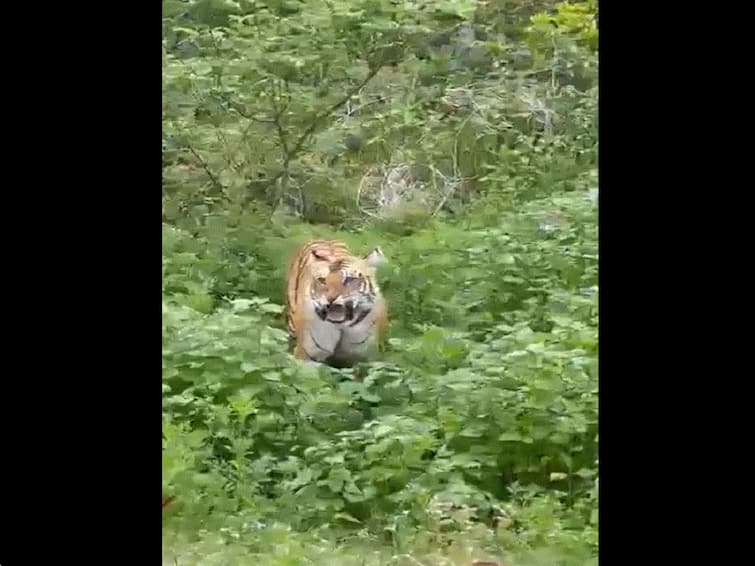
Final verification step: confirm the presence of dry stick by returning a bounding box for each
[271,84,293,189]
[268,79,292,155]
[186,144,222,191]
[267,82,296,207]
[356,169,380,218]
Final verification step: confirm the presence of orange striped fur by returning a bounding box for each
[284,239,388,367]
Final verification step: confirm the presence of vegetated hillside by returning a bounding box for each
[162,1,597,564]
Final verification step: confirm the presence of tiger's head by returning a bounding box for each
[309,248,385,324]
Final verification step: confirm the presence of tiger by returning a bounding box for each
[284,239,388,368]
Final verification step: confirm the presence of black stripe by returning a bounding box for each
[291,246,309,306]
[349,307,371,327]
[302,348,318,361]
[289,243,317,331]
[347,333,371,345]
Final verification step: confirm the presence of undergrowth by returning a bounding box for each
[163,1,598,564]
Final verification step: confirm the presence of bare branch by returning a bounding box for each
[186,144,222,191]
[245,64,383,203]
[291,64,381,158]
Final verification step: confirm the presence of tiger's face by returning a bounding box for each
[309,248,384,324]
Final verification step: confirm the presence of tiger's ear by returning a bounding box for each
[363,247,386,267]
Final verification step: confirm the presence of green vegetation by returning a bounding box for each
[162,0,597,564]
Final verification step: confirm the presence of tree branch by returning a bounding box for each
[187,144,222,192]
[244,65,383,203]
[291,65,381,159]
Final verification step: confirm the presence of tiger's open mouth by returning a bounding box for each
[324,302,354,323]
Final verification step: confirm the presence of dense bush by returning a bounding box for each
[163,1,597,564]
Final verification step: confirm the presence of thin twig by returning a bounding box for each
[270,83,291,162]
[452,113,473,178]
[335,97,385,124]
[214,128,241,171]
[186,144,222,190]
[356,169,380,218]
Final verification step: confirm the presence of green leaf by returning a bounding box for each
[498,432,523,442]
[324,454,345,465]
[173,27,200,37]
[501,253,516,265]
[459,426,485,438]
[334,512,362,524]
[263,371,281,382]
[290,468,313,489]
[360,391,381,403]
[260,302,284,314]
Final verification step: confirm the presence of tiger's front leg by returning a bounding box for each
[294,317,341,363]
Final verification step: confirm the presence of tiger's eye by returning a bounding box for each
[317,277,326,284]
